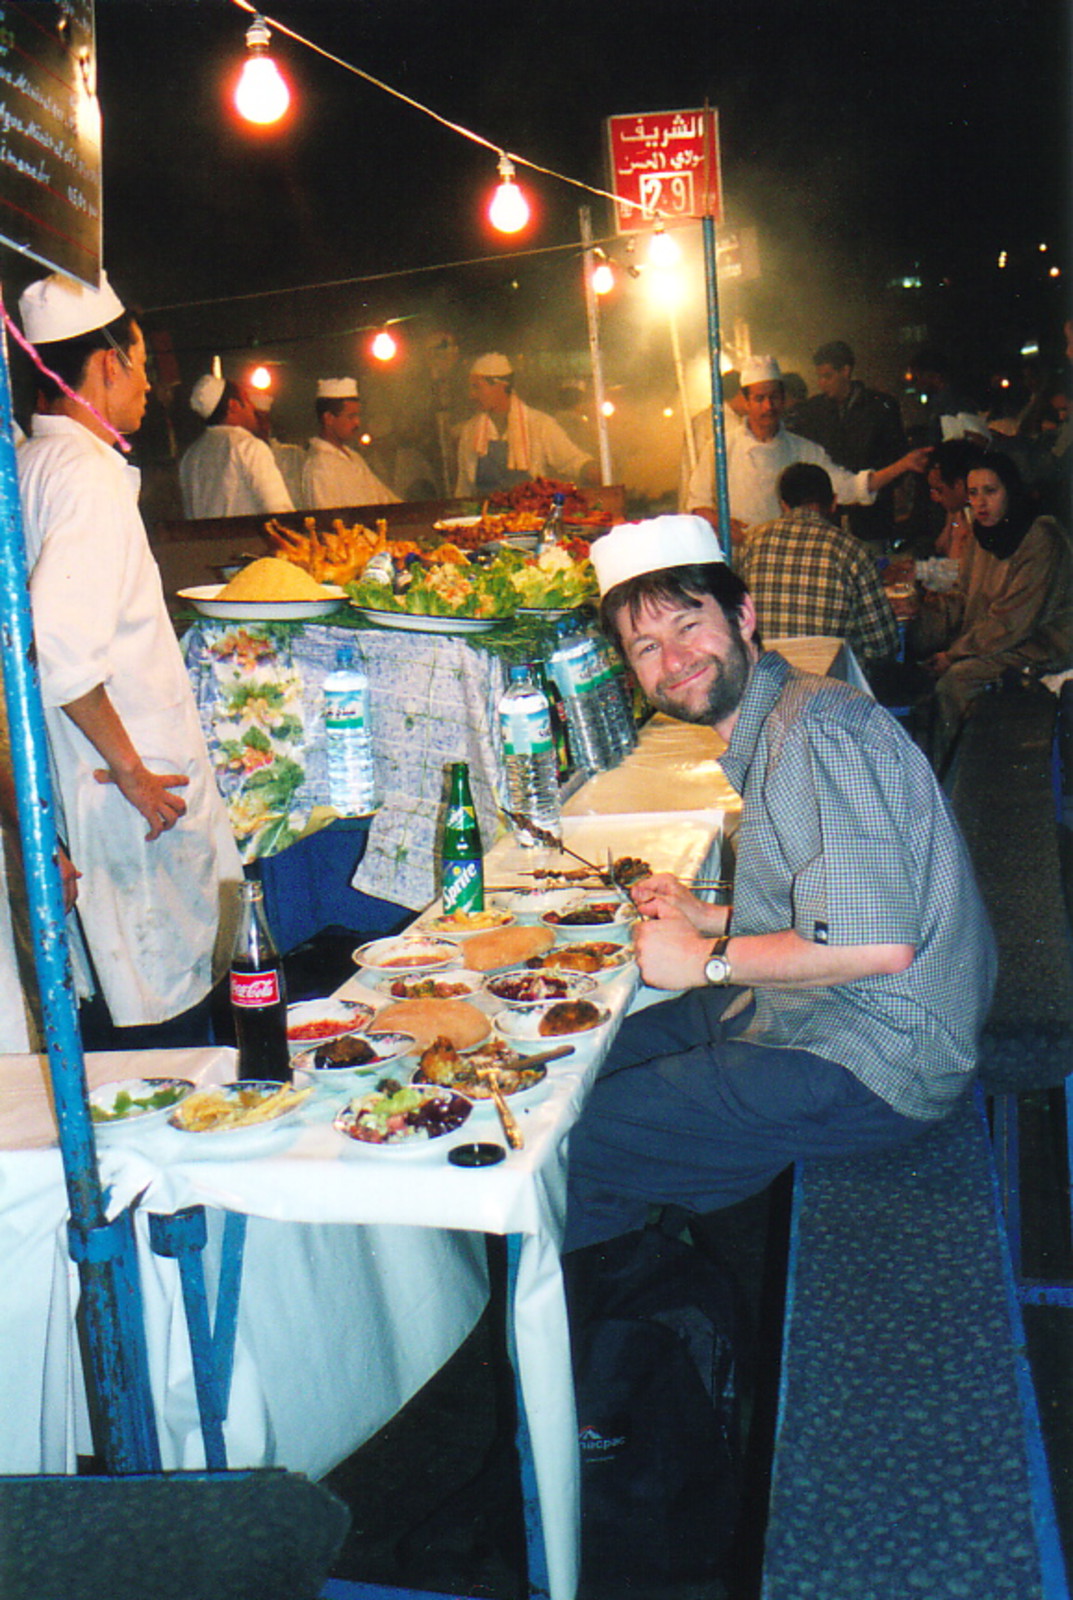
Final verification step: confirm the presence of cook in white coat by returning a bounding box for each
[16,272,242,1044]
[301,377,399,509]
[178,371,295,520]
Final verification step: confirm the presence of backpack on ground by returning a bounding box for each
[565,1207,743,1590]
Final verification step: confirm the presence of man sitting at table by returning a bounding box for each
[301,377,400,510]
[739,462,899,672]
[454,352,599,499]
[561,515,996,1253]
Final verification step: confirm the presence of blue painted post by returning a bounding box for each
[0,330,160,1470]
[701,213,732,561]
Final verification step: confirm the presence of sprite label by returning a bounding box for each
[443,856,484,913]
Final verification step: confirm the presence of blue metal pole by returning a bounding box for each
[0,331,160,1471]
[701,214,732,561]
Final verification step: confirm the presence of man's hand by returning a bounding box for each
[632,872,728,936]
[95,765,189,840]
[632,913,713,990]
[58,848,81,911]
[923,651,952,677]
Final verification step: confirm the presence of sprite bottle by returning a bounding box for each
[441,761,484,913]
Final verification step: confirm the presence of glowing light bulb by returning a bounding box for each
[235,17,290,126]
[370,329,397,362]
[600,400,615,418]
[249,365,272,392]
[592,261,615,296]
[648,226,680,268]
[488,154,530,234]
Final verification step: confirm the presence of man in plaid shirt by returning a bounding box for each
[739,463,899,668]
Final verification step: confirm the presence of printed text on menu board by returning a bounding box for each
[0,0,101,285]
[604,108,721,235]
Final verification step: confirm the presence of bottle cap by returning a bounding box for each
[508,663,528,682]
[334,644,355,669]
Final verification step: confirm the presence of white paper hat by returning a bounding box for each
[317,377,359,400]
[590,515,725,597]
[740,354,783,389]
[19,270,126,343]
[190,372,227,418]
[470,351,513,378]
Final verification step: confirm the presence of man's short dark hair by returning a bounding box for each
[931,439,985,487]
[33,312,139,403]
[599,561,762,652]
[812,339,854,370]
[778,462,835,511]
[207,379,246,428]
[315,396,355,423]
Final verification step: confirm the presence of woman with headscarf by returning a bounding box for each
[917,450,1072,770]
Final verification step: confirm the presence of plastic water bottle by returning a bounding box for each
[593,636,637,760]
[323,646,377,815]
[538,491,566,554]
[548,623,609,773]
[498,663,561,846]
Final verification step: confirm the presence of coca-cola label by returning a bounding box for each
[231,968,282,1008]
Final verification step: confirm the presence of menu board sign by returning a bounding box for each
[604,108,722,234]
[0,0,101,285]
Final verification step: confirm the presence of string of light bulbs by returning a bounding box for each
[228,0,666,227]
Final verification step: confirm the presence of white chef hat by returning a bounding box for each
[470,352,513,379]
[18,270,126,343]
[739,354,783,389]
[317,377,359,400]
[190,372,227,419]
[590,515,725,597]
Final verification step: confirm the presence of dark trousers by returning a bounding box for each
[563,986,928,1252]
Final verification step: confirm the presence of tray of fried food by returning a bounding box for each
[265,515,391,587]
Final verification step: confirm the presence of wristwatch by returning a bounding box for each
[704,935,733,986]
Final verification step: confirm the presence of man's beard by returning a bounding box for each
[650,626,751,726]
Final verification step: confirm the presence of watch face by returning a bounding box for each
[705,955,731,985]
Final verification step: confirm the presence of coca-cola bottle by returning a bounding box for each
[441,761,484,914]
[230,879,290,1083]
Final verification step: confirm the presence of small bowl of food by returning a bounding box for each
[540,899,633,940]
[423,905,515,938]
[90,1077,194,1138]
[292,1029,417,1085]
[286,998,376,1052]
[352,935,462,973]
[483,968,599,1008]
[494,998,610,1043]
[371,970,485,1002]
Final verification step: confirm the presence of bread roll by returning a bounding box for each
[462,925,555,973]
[373,998,490,1051]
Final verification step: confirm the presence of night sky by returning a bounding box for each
[51,0,1073,421]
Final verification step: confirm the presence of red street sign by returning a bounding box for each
[604,108,722,233]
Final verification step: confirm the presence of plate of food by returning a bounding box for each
[526,940,635,977]
[370,998,492,1053]
[413,1037,550,1110]
[167,1080,313,1144]
[351,608,507,635]
[334,1080,472,1151]
[286,998,376,1049]
[483,968,598,1007]
[352,935,462,973]
[291,1030,417,1082]
[461,924,556,974]
[422,906,515,938]
[370,971,485,1002]
[179,558,347,621]
[540,899,633,937]
[494,998,610,1043]
[89,1077,194,1137]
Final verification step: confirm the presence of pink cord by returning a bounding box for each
[0,294,131,454]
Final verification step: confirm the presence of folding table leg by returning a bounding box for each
[506,1232,551,1600]
[147,1206,248,1470]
